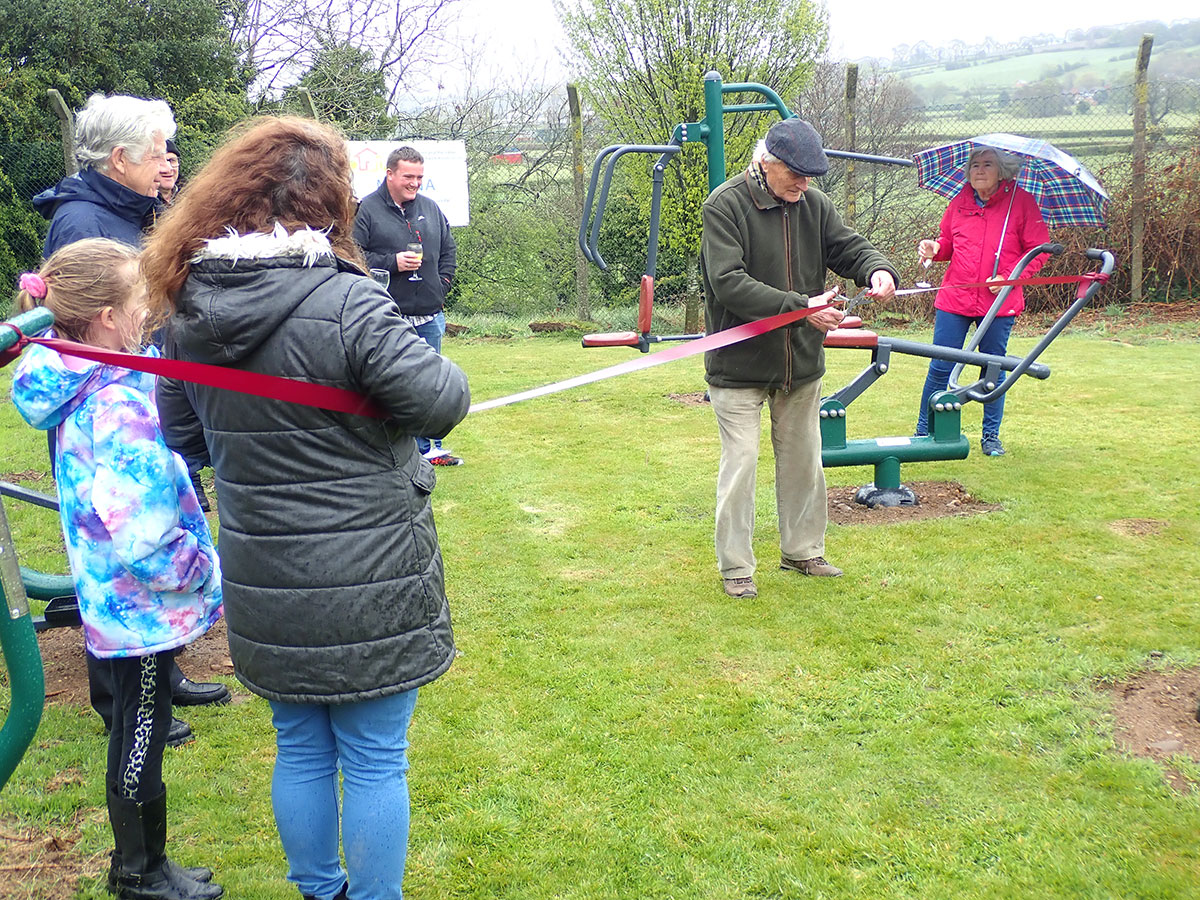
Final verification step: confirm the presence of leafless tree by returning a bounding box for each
[792,61,937,287]
[231,0,462,103]
[394,47,575,200]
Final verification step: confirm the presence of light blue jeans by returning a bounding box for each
[915,310,1016,439]
[411,312,446,456]
[269,689,418,900]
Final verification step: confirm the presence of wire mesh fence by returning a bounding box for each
[0,143,64,305]
[813,77,1200,310]
[2,71,1197,317]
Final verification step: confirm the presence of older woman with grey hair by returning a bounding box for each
[33,93,177,256]
[30,92,231,767]
[914,145,1050,456]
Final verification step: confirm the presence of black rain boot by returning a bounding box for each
[108,851,214,894]
[107,786,223,899]
[302,883,349,900]
[106,787,215,893]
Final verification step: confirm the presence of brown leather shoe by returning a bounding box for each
[780,555,843,577]
[723,576,758,598]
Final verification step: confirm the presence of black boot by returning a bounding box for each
[107,786,223,899]
[170,658,231,708]
[170,677,231,708]
[302,883,348,900]
[166,717,195,749]
[108,850,214,893]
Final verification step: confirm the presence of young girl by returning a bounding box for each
[10,238,224,900]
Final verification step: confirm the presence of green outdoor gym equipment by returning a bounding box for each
[578,71,1116,506]
[0,306,55,790]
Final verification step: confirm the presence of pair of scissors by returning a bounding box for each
[840,287,874,315]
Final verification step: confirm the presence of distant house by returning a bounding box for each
[492,147,523,164]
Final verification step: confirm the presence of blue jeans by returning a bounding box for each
[410,312,446,455]
[916,310,1015,439]
[269,689,419,900]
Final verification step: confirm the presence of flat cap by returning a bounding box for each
[765,118,829,177]
[165,138,179,157]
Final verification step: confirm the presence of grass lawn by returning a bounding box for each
[2,318,1200,899]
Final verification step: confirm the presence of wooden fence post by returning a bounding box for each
[46,89,76,177]
[567,84,590,321]
[296,88,319,120]
[844,63,858,228]
[1130,34,1153,304]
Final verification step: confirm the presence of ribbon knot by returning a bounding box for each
[1075,271,1110,299]
[0,323,28,366]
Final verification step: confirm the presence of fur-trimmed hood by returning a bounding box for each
[175,224,360,367]
[191,222,336,266]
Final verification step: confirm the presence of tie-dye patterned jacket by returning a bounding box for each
[10,341,222,658]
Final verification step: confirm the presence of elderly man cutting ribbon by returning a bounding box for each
[700,117,898,599]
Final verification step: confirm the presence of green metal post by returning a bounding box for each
[872,456,902,491]
[703,71,726,192]
[0,307,54,790]
[930,391,963,444]
[0,499,44,790]
[819,400,848,450]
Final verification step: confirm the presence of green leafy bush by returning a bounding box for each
[0,166,47,316]
[449,174,578,318]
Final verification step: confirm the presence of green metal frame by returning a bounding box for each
[677,72,913,191]
[0,306,54,790]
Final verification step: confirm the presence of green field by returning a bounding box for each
[901,47,1139,92]
[896,44,1200,94]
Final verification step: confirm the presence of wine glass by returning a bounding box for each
[406,242,423,282]
[915,241,934,289]
[369,268,390,289]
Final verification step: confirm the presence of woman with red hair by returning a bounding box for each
[143,117,470,900]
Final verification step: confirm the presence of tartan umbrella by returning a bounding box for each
[913,132,1109,228]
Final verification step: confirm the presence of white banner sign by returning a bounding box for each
[347,140,470,226]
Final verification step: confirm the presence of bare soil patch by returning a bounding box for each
[1108,518,1169,537]
[39,619,235,710]
[1106,667,1200,793]
[0,808,103,900]
[666,390,710,407]
[827,480,1001,525]
[0,469,49,484]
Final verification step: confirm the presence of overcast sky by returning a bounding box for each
[449,0,1196,79]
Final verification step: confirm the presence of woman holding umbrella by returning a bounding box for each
[914,145,1050,456]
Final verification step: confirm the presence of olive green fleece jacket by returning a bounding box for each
[700,170,899,391]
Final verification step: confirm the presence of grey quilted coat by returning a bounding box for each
[157,227,469,704]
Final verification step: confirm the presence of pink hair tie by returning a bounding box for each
[18,273,47,299]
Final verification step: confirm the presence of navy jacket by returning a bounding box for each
[353,182,456,317]
[33,168,161,256]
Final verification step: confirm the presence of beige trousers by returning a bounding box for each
[710,380,827,578]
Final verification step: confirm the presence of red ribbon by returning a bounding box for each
[1,268,1108,418]
[470,302,838,412]
[893,273,1110,296]
[2,327,387,419]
